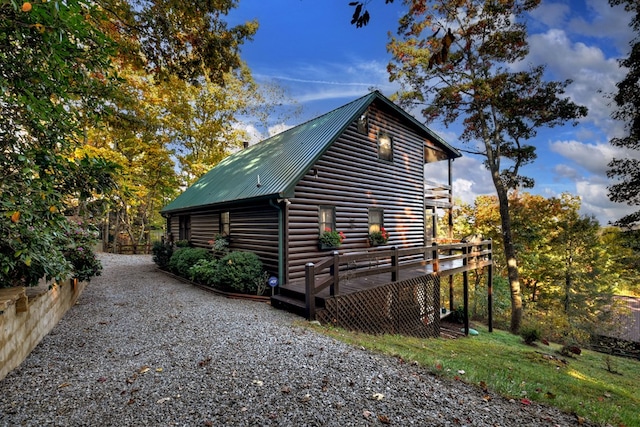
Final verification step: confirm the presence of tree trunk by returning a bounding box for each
[493,172,524,333]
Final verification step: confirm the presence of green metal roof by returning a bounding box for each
[161,91,460,214]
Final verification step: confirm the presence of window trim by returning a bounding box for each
[368,208,384,234]
[178,215,191,241]
[220,211,230,236]
[377,132,393,162]
[357,111,369,135]
[318,205,336,234]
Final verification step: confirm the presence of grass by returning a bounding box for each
[309,323,640,427]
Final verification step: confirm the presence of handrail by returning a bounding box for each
[303,240,493,320]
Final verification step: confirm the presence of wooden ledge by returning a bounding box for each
[0,287,29,313]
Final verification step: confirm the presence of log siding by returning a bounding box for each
[287,102,426,281]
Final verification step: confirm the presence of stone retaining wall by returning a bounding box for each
[0,279,87,381]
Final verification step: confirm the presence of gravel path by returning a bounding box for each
[0,254,589,426]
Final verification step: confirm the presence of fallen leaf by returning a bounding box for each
[482,395,492,402]
[198,357,212,367]
[372,393,384,400]
[252,380,264,386]
[139,366,150,374]
[378,414,391,424]
[479,381,487,391]
[457,370,466,375]
[58,382,71,388]
[97,377,107,383]
[280,386,291,394]
[520,398,531,405]
[156,397,171,404]
[363,410,372,419]
[155,368,163,373]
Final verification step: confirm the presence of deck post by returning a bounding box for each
[330,251,340,296]
[391,246,399,282]
[462,244,469,336]
[431,242,439,273]
[305,262,316,321]
[487,239,493,332]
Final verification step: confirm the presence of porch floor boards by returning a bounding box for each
[280,258,463,302]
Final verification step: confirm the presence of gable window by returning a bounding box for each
[178,215,191,241]
[368,208,384,234]
[378,132,393,162]
[220,211,230,236]
[357,111,369,134]
[319,206,336,233]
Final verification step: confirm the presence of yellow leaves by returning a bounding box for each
[49,206,58,213]
[10,211,20,223]
[34,23,45,33]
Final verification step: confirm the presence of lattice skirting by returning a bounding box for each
[316,274,440,338]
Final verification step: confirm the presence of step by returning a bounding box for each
[271,294,307,317]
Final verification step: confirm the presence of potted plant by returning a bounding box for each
[318,228,345,250]
[368,227,389,246]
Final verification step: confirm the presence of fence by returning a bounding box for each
[316,274,440,338]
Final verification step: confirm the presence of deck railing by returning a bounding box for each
[304,239,492,321]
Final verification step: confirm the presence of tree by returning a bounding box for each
[1,0,117,286]
[96,0,258,85]
[386,0,587,333]
[607,0,640,227]
[451,193,636,341]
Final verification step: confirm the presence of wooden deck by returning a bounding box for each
[272,240,493,337]
[280,256,467,299]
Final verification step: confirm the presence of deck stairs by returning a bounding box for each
[271,286,326,319]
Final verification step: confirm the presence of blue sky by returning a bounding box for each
[228,0,636,225]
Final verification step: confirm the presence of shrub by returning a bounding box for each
[64,246,102,282]
[175,239,190,248]
[188,258,220,286]
[217,251,264,294]
[168,247,211,277]
[152,241,173,269]
[520,325,542,345]
[450,305,465,324]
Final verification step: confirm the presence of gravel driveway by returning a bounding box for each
[0,254,589,426]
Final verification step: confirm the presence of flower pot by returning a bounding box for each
[318,242,339,251]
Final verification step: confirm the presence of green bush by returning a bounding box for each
[188,258,220,286]
[64,246,102,282]
[217,251,264,294]
[152,241,173,269]
[520,325,542,345]
[168,247,211,277]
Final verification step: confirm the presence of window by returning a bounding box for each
[357,111,368,134]
[178,215,191,241]
[319,206,335,234]
[378,132,393,162]
[220,211,230,236]
[368,208,384,234]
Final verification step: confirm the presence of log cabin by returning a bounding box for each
[161,91,490,335]
[161,90,459,281]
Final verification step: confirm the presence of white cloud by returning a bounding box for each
[576,179,636,224]
[522,29,624,135]
[267,122,293,137]
[549,140,616,176]
[568,0,634,53]
[528,2,570,28]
